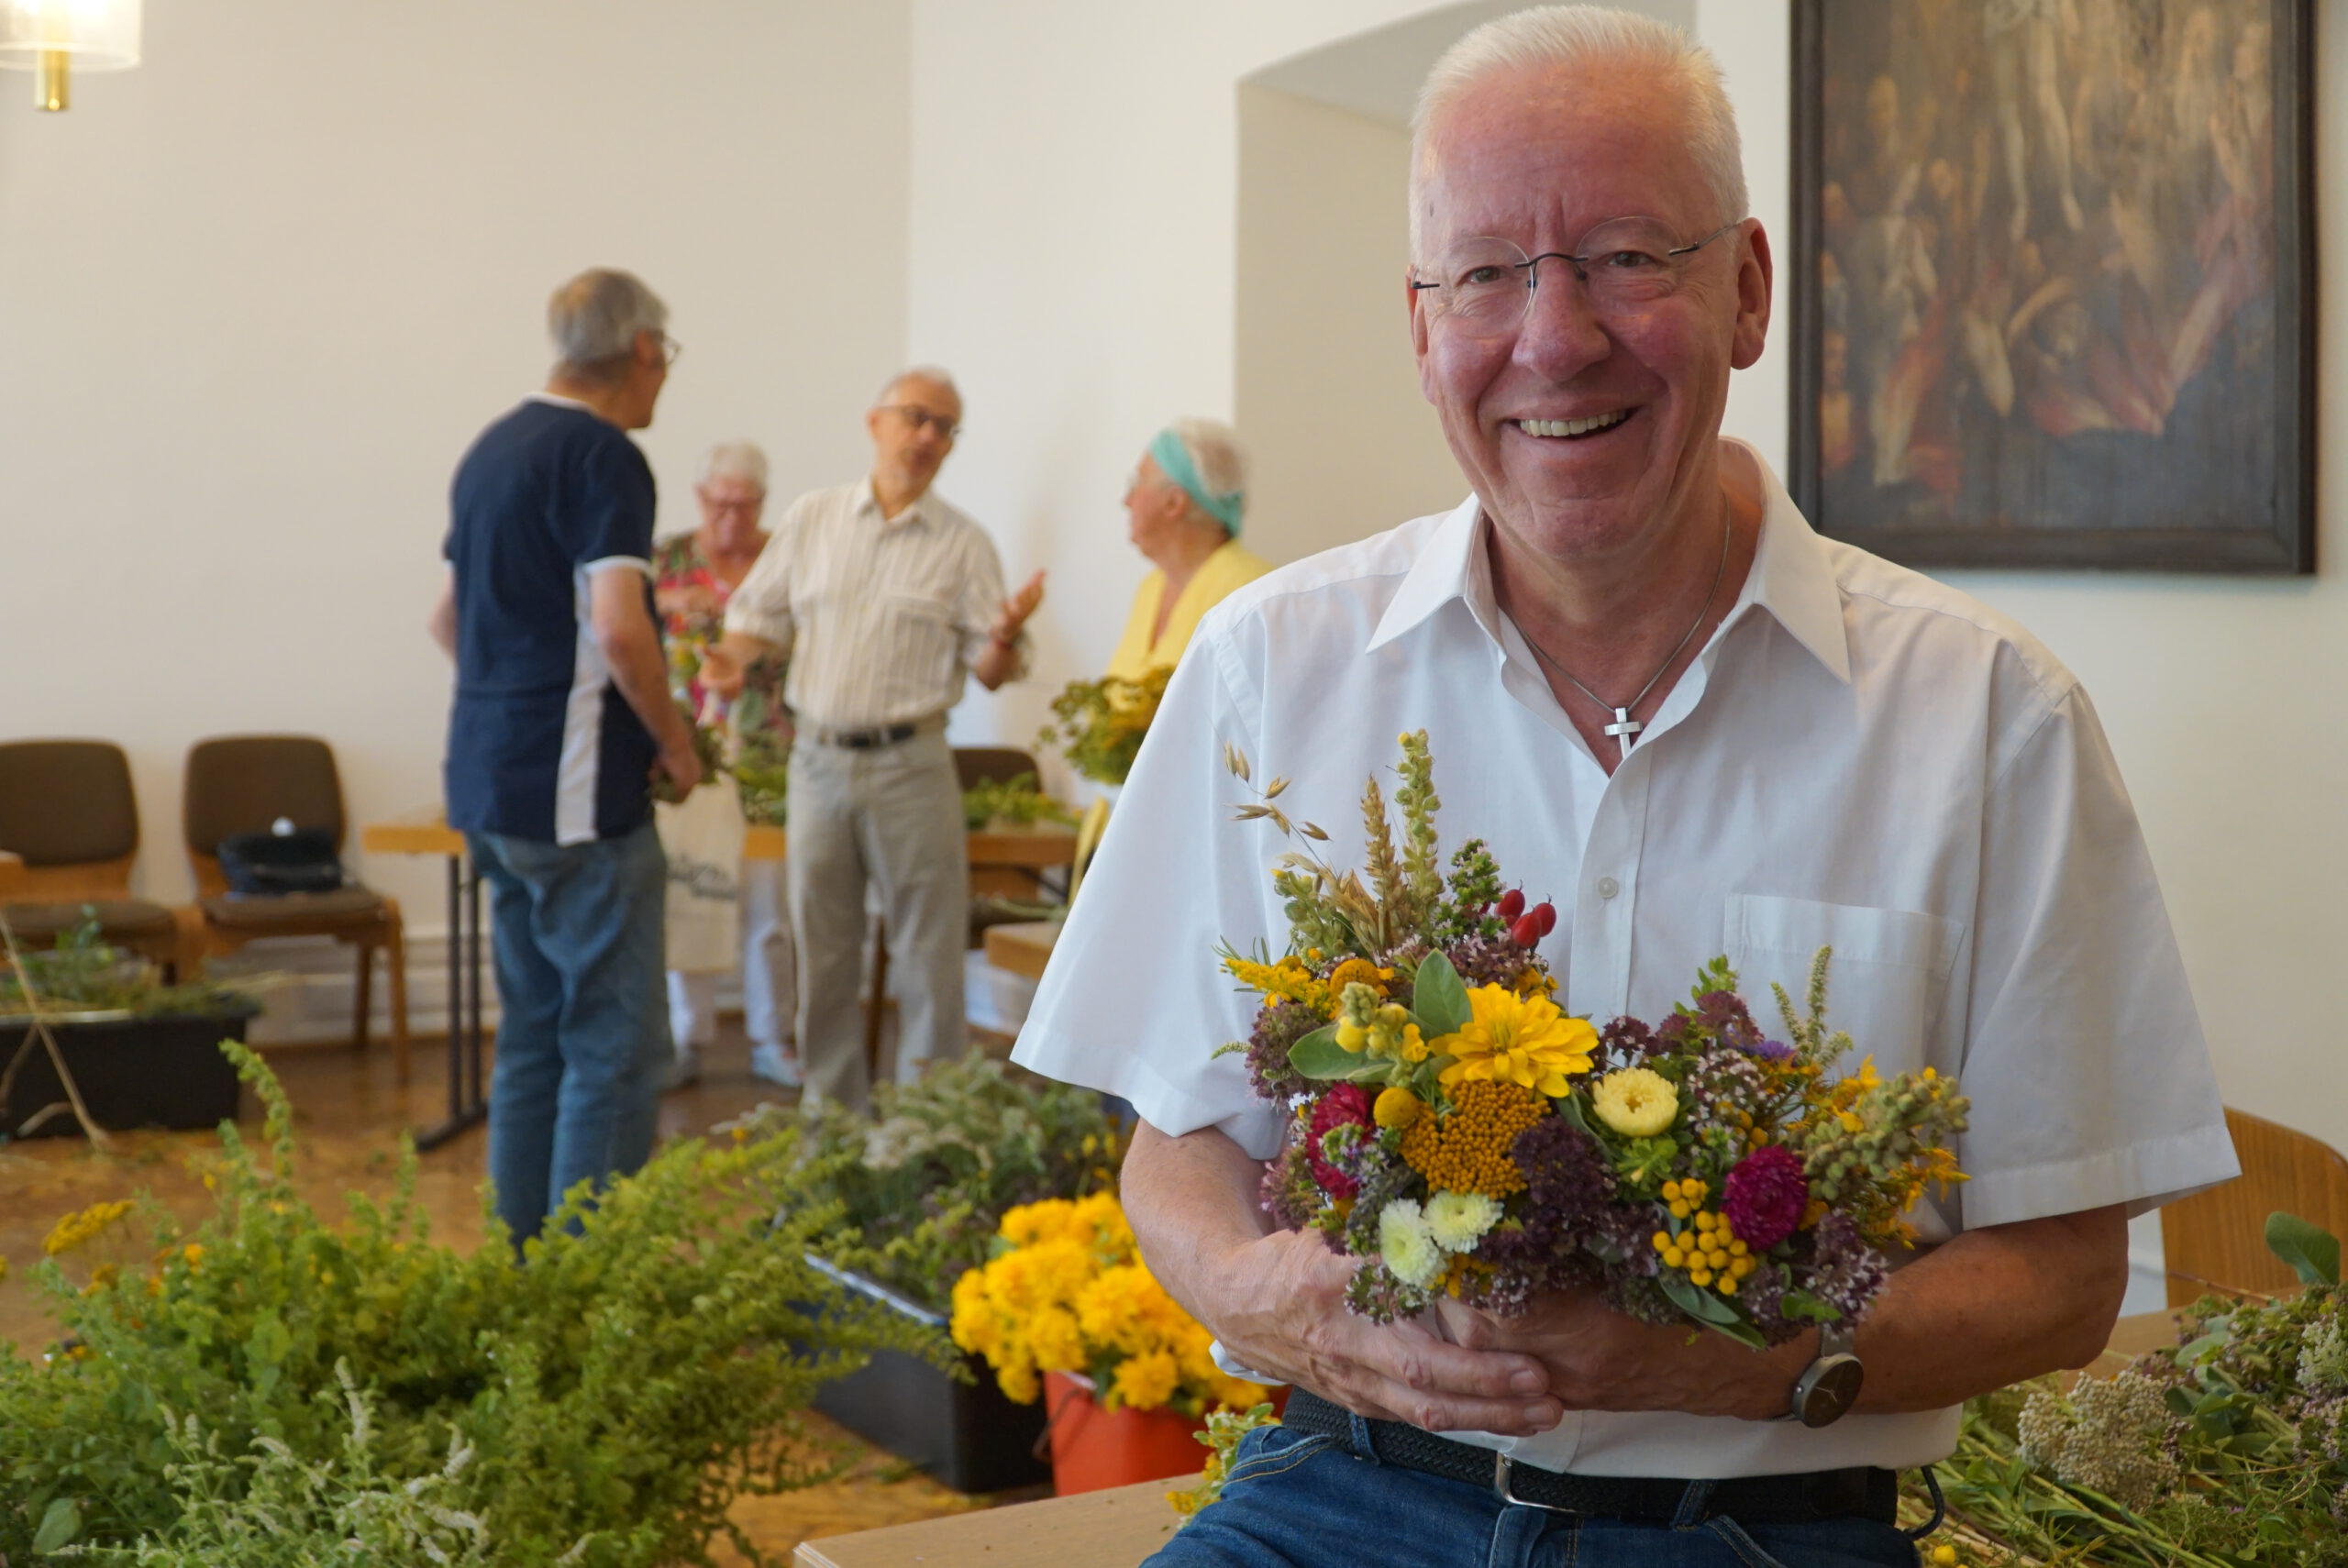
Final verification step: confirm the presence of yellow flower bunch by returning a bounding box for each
[950,1194,1269,1416]
[43,1199,133,1257]
[1222,953,1332,1016]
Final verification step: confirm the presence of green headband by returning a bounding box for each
[1148,427,1244,536]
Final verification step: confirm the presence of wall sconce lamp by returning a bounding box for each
[1,0,143,112]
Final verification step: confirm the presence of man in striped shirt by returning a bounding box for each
[703,368,1044,1111]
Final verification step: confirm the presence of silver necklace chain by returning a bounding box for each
[1517,505,1733,761]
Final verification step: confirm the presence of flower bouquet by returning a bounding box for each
[1036,665,1174,786]
[950,1192,1271,1416]
[1220,732,1968,1347]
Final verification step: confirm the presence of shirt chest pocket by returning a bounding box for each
[1722,894,1963,1070]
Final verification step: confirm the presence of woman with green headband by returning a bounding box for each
[1106,418,1273,682]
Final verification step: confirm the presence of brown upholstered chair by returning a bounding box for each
[0,739,202,977]
[2161,1108,2348,1306]
[182,735,410,1077]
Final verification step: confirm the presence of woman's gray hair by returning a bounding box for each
[1158,417,1248,534]
[696,439,769,492]
[548,268,668,381]
[1408,6,1747,254]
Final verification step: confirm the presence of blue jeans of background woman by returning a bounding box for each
[471,822,668,1246]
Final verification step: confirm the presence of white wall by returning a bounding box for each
[0,0,912,923]
[1234,86,1460,566]
[903,0,1495,777]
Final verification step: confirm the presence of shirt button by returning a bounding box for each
[1596,877,1622,900]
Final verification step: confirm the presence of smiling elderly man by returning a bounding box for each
[1011,9,2236,1567]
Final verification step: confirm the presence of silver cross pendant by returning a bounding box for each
[1603,708,1643,760]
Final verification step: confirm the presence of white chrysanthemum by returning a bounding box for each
[1379,1198,1443,1287]
[1423,1190,1502,1253]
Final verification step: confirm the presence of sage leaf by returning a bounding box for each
[2264,1210,2340,1286]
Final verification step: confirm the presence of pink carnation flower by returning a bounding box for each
[1721,1144,1808,1250]
[1307,1084,1376,1199]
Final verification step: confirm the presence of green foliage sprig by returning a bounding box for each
[0,1041,946,1567]
[961,773,1078,833]
[726,1055,1126,1317]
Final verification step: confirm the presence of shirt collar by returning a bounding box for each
[858,478,935,530]
[1363,440,1849,684]
[526,391,593,411]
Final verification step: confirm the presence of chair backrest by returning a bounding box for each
[2161,1107,2348,1306]
[183,735,347,876]
[954,746,1041,792]
[0,739,141,896]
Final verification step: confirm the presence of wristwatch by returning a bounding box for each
[1789,1321,1863,1428]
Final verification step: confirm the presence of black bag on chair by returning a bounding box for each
[216,824,345,896]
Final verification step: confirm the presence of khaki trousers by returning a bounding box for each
[786,727,967,1112]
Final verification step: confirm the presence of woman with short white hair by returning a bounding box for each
[653,438,798,1089]
[1105,418,1272,681]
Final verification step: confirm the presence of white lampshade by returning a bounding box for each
[0,0,144,72]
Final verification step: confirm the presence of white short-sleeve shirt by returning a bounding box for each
[1013,443,2237,1479]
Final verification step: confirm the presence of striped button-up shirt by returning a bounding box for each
[723,480,1016,730]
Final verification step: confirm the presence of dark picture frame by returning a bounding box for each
[1789,0,2314,573]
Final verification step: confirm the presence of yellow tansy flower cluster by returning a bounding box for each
[43,1199,133,1257]
[1652,1183,1762,1294]
[1400,1079,1547,1198]
[950,1193,1268,1416]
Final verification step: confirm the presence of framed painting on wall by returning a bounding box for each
[1789,0,2313,572]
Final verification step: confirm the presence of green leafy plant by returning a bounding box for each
[730,1055,1126,1316]
[0,915,256,1021]
[1036,666,1172,786]
[1167,1401,1280,1524]
[961,772,1077,832]
[731,734,790,828]
[0,1042,947,1566]
[1900,1212,2348,1567]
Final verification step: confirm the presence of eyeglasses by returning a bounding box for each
[1410,216,1741,337]
[657,333,684,368]
[880,404,962,439]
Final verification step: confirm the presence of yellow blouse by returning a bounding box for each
[1104,539,1273,682]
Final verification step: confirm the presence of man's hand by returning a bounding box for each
[991,569,1047,644]
[655,735,705,797]
[1197,1230,1563,1437]
[1432,1288,1806,1423]
[699,643,747,701]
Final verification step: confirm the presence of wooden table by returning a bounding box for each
[359,816,486,1148]
[361,815,1079,1127]
[981,920,1060,983]
[793,1480,1185,1568]
[796,1311,2192,1566]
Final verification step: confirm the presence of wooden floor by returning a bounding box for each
[0,1021,991,1562]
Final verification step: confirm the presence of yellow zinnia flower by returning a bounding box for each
[1435,986,1597,1098]
[1590,1067,1679,1137]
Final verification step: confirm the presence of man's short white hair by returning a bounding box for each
[548,268,668,381]
[1408,6,1747,255]
[1158,417,1248,532]
[696,439,769,492]
[874,365,962,409]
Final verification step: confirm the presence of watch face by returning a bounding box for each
[1800,1358,1866,1429]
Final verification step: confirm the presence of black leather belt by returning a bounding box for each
[1283,1390,1898,1525]
[814,723,919,749]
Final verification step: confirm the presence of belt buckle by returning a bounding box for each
[1492,1454,1581,1516]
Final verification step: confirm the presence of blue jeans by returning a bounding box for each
[1150,1421,1922,1568]
[471,823,668,1246]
